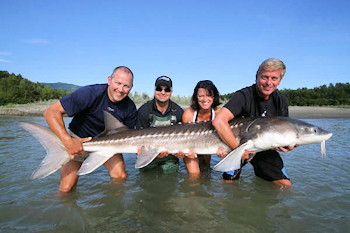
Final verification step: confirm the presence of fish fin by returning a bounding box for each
[96,111,129,137]
[135,146,160,169]
[77,151,115,176]
[18,122,70,179]
[213,140,255,172]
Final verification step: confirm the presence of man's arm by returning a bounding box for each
[43,101,91,158]
[212,107,239,150]
[212,107,253,159]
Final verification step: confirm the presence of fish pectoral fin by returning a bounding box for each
[77,151,115,176]
[213,140,255,172]
[135,146,160,169]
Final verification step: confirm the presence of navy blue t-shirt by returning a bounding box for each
[60,84,137,138]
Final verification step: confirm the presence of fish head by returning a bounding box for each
[250,118,298,149]
[245,117,332,150]
[292,119,333,145]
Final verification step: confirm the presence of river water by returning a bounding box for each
[0,116,349,233]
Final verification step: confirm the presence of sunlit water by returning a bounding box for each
[0,116,349,233]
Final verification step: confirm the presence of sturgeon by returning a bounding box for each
[19,112,332,179]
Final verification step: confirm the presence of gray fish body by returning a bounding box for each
[19,113,332,179]
[84,121,229,155]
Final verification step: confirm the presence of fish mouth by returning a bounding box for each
[298,132,332,145]
[325,133,333,140]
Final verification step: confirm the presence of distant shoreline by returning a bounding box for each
[288,106,350,118]
[0,100,349,118]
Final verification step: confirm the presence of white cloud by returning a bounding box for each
[22,39,51,44]
[0,59,10,63]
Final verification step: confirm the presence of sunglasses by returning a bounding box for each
[155,86,171,92]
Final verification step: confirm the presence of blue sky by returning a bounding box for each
[1,0,349,96]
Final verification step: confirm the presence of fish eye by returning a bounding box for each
[304,127,317,133]
[309,127,316,133]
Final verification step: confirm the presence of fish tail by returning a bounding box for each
[18,122,70,179]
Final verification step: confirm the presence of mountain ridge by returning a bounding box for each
[41,82,81,91]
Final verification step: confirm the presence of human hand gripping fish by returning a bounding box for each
[136,146,171,159]
[175,147,229,159]
[62,137,92,159]
[275,145,299,152]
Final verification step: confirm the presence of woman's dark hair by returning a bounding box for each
[190,80,221,111]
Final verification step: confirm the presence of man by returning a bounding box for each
[136,76,184,173]
[43,66,137,192]
[212,58,296,187]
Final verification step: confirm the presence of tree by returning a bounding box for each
[0,70,70,105]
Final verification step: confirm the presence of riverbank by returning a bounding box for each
[0,100,57,116]
[0,101,349,118]
[288,106,350,118]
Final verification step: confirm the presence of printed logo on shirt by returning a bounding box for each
[107,107,114,112]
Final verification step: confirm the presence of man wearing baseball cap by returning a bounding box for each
[136,76,184,173]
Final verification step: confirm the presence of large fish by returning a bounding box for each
[19,112,332,179]
[212,117,332,172]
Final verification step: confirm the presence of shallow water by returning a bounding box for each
[0,116,349,232]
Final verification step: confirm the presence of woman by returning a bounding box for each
[182,80,226,177]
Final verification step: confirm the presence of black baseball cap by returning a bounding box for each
[155,76,172,88]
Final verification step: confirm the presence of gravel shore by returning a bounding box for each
[0,100,57,116]
[1,100,349,118]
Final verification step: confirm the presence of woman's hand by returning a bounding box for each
[216,147,228,158]
[175,148,197,159]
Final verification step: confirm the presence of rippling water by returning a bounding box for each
[0,116,349,232]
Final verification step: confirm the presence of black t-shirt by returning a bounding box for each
[224,84,289,118]
[136,99,184,129]
[224,84,290,180]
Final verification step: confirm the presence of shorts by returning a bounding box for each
[140,155,179,173]
[222,160,247,180]
[222,169,242,180]
[222,150,289,181]
[250,150,289,181]
[198,154,211,168]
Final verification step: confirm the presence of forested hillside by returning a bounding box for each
[221,83,350,106]
[0,71,70,105]
[41,82,81,91]
[1,70,349,107]
[282,83,350,106]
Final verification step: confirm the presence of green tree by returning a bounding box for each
[0,71,70,105]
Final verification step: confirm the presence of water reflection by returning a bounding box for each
[0,116,349,232]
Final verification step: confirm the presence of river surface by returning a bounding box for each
[0,116,349,233]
